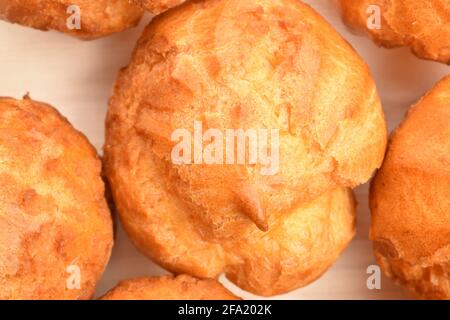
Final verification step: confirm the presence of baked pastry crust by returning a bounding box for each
[130,0,186,14]
[340,0,450,64]
[101,275,240,300]
[105,0,384,296]
[0,0,143,39]
[0,96,113,300]
[370,76,450,299]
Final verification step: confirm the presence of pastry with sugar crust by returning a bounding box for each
[104,0,386,296]
[101,275,240,300]
[0,96,113,299]
[340,0,450,64]
[0,0,143,39]
[130,0,186,14]
[371,76,450,299]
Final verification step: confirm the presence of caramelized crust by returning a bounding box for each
[371,76,450,299]
[340,0,450,64]
[105,0,385,296]
[0,0,143,39]
[0,96,113,300]
[131,0,186,14]
[101,275,240,300]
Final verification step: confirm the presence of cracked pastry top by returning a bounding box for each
[101,275,240,300]
[130,0,186,14]
[0,96,113,299]
[370,76,450,300]
[104,0,387,296]
[340,0,450,64]
[0,0,143,39]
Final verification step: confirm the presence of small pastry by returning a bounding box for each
[0,96,113,299]
[101,275,240,300]
[370,76,450,299]
[339,0,450,64]
[0,0,143,39]
[104,0,386,296]
[130,0,186,14]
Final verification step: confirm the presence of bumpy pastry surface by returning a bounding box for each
[340,0,450,64]
[130,0,186,14]
[370,76,450,299]
[104,0,384,296]
[0,0,143,39]
[0,97,113,300]
[101,275,240,300]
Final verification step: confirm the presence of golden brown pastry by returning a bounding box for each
[130,0,186,14]
[370,76,450,300]
[101,275,240,300]
[104,0,385,296]
[0,96,113,300]
[0,0,143,39]
[340,0,450,64]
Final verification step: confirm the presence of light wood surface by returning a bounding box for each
[0,0,448,300]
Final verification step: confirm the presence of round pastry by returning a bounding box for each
[0,96,113,300]
[130,0,186,14]
[339,0,450,64]
[104,0,384,296]
[0,0,143,40]
[370,76,450,299]
[101,275,240,300]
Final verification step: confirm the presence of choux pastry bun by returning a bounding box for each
[104,0,385,296]
[0,0,143,39]
[130,0,186,14]
[0,96,113,299]
[101,275,240,300]
[339,0,450,64]
[370,76,450,299]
